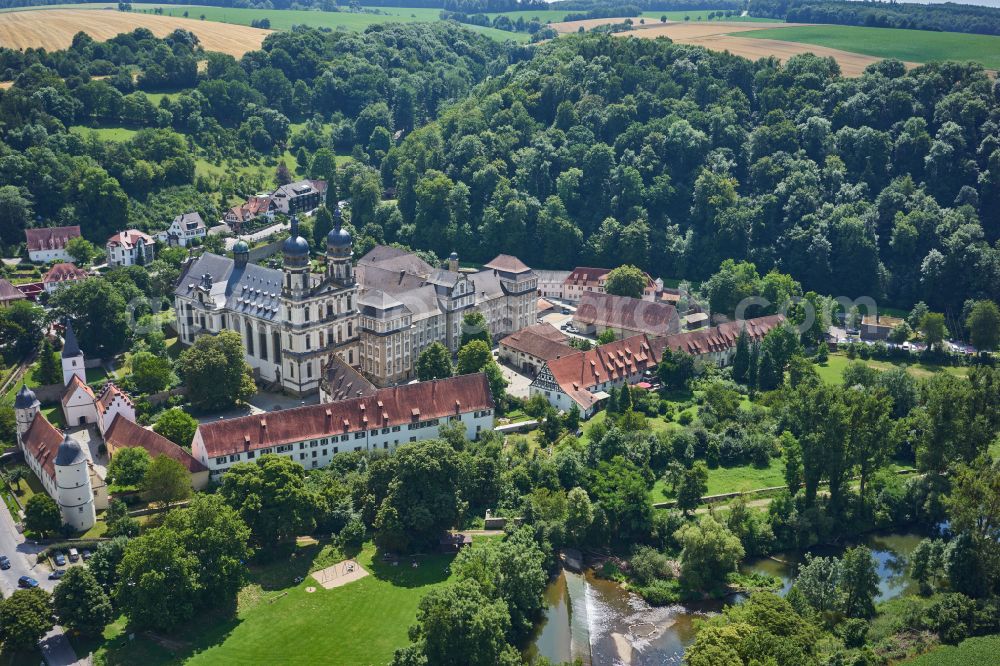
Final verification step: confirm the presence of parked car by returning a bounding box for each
[53,552,66,566]
[17,576,38,588]
[48,569,65,580]
[81,549,92,561]
[68,548,79,562]
[0,555,10,570]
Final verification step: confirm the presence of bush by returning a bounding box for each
[678,411,693,426]
[636,579,681,605]
[840,617,869,648]
[629,546,674,586]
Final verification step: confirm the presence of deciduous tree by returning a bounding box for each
[177,330,255,412]
[53,567,113,636]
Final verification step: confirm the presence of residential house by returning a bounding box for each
[159,212,207,247]
[25,226,81,263]
[225,195,276,232]
[572,291,681,339]
[498,323,575,375]
[529,335,660,417]
[271,180,327,215]
[42,263,88,294]
[106,230,155,267]
[191,373,495,481]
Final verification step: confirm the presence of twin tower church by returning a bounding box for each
[173,209,538,393]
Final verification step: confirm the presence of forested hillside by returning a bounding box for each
[381,35,1000,310]
[0,23,510,240]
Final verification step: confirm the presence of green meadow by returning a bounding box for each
[740,24,1000,70]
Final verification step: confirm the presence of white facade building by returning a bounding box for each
[191,373,495,480]
[159,212,207,247]
[106,230,155,267]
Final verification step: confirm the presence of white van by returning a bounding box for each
[68,548,79,563]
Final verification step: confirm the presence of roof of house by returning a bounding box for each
[197,373,494,458]
[104,414,208,474]
[321,356,377,402]
[537,298,555,312]
[96,383,133,415]
[546,335,659,410]
[483,254,531,274]
[25,226,81,252]
[656,314,786,357]
[42,263,88,285]
[107,229,154,249]
[500,323,574,361]
[274,180,326,199]
[0,278,25,303]
[563,266,609,287]
[62,374,95,407]
[573,291,680,337]
[21,412,61,481]
[172,212,205,231]
[174,252,282,322]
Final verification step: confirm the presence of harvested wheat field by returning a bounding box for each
[0,8,270,56]
[613,22,919,77]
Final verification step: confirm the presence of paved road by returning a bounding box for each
[0,493,85,665]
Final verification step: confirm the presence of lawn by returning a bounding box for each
[69,125,139,142]
[816,353,969,386]
[75,539,474,665]
[739,24,1000,70]
[907,634,1000,665]
[651,456,786,504]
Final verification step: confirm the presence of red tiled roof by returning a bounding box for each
[25,226,81,252]
[22,412,61,481]
[500,324,574,361]
[106,229,154,249]
[573,291,680,336]
[0,278,25,303]
[62,374,95,407]
[656,315,786,357]
[197,373,494,458]
[563,267,608,287]
[43,263,88,285]
[547,335,659,409]
[483,255,531,274]
[96,383,133,415]
[105,414,207,474]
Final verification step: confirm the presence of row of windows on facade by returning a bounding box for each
[210,410,491,467]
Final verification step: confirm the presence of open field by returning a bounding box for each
[816,353,970,386]
[651,456,786,504]
[740,24,1000,71]
[609,22,919,76]
[0,3,529,43]
[73,540,464,665]
[70,125,139,142]
[0,8,270,55]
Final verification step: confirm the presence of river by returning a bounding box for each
[527,531,925,665]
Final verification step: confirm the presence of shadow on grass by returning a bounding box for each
[366,551,455,589]
[70,609,242,666]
